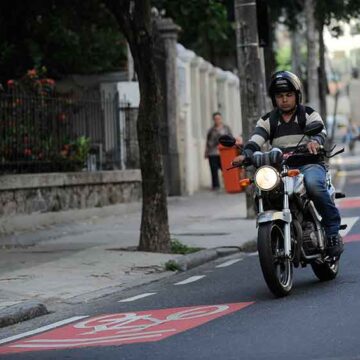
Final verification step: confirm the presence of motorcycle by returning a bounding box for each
[219,122,345,297]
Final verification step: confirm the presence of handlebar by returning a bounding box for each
[226,144,344,171]
[290,144,344,158]
[226,157,252,170]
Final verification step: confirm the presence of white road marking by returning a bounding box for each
[216,259,242,268]
[118,293,156,302]
[0,316,88,345]
[340,217,359,237]
[174,275,205,285]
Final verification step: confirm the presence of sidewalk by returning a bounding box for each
[0,189,256,322]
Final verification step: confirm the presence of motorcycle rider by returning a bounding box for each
[233,71,344,257]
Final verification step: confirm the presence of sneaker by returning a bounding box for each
[326,234,344,257]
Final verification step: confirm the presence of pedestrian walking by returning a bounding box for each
[204,112,232,190]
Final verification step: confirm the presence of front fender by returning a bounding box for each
[257,210,292,227]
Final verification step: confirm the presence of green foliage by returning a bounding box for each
[170,239,202,254]
[152,0,235,65]
[267,0,304,30]
[276,46,292,71]
[71,136,91,164]
[165,260,181,271]
[268,0,360,30]
[0,0,127,82]
[0,69,91,171]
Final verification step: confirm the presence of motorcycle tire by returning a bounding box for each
[311,260,339,281]
[258,221,293,297]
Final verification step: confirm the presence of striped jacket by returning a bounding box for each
[243,105,327,163]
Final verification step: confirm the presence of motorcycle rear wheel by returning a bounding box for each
[311,259,339,281]
[258,222,293,297]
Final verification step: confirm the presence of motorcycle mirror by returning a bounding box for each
[303,122,324,137]
[218,134,236,147]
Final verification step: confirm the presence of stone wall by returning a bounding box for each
[0,170,141,216]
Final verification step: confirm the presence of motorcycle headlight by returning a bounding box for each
[254,166,281,191]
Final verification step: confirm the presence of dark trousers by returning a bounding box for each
[208,155,222,189]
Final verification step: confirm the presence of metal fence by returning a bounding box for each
[0,92,139,174]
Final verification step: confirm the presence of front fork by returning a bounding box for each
[257,176,292,258]
[283,176,292,258]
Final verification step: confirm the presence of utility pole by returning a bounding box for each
[234,0,266,218]
[305,0,320,109]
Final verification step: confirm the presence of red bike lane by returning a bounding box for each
[0,302,253,355]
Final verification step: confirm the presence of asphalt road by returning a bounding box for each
[1,152,360,360]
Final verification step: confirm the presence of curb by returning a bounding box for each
[170,244,257,272]
[0,301,48,328]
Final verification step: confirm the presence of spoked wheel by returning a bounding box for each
[258,222,293,297]
[311,258,339,281]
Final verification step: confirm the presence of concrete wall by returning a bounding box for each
[0,171,141,216]
[176,44,242,194]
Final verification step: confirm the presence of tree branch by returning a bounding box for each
[103,0,134,45]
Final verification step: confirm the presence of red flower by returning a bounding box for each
[24,148,32,157]
[58,113,66,122]
[27,69,37,78]
[40,78,55,86]
[60,149,68,157]
[7,80,14,87]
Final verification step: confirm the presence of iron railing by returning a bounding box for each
[0,92,139,174]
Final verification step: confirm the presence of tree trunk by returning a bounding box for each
[291,29,302,78]
[305,0,320,109]
[105,0,170,252]
[264,21,276,87]
[318,19,327,124]
[234,0,266,219]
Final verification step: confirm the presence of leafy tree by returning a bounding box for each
[267,0,360,120]
[152,0,236,68]
[0,0,127,83]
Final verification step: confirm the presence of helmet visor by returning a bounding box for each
[272,78,295,93]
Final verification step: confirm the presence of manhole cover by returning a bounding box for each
[172,232,230,237]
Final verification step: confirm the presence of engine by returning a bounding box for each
[302,221,319,255]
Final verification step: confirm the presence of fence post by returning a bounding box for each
[155,17,183,196]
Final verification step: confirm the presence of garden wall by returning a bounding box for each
[0,170,141,216]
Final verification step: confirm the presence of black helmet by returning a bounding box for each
[268,71,303,107]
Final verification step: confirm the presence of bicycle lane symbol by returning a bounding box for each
[0,302,253,354]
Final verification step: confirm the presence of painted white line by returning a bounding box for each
[216,259,242,268]
[118,293,156,302]
[174,275,205,285]
[247,252,258,257]
[340,217,359,237]
[0,316,88,345]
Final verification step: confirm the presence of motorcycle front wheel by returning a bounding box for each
[258,221,293,297]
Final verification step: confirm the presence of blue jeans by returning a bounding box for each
[300,164,341,237]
